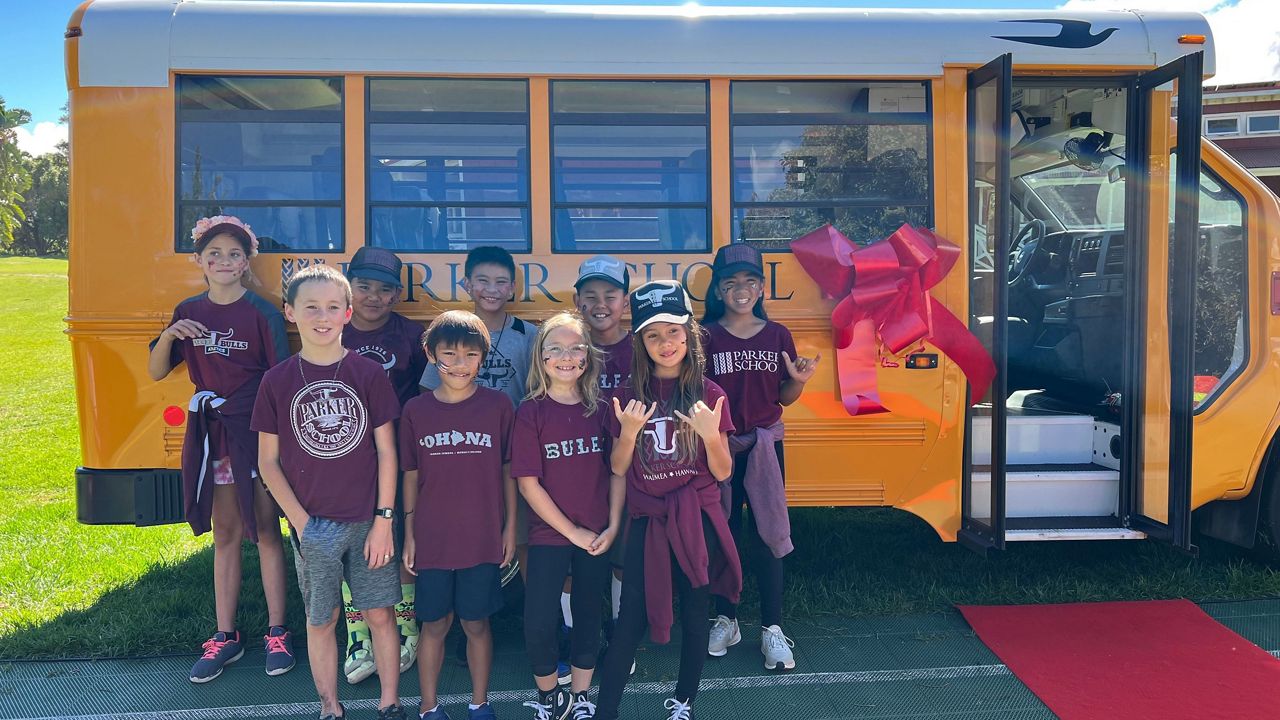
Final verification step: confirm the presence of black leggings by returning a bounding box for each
[714,443,785,628]
[595,514,721,719]
[523,544,610,677]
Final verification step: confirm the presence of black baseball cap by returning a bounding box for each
[630,280,693,332]
[712,243,765,282]
[347,246,403,288]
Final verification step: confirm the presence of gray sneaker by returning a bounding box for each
[707,615,740,657]
[760,625,795,671]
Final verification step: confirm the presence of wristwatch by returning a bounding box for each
[374,507,395,519]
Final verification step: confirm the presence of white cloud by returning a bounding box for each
[1059,0,1280,85]
[14,121,68,157]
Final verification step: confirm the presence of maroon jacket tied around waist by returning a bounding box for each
[181,377,262,542]
[628,476,742,644]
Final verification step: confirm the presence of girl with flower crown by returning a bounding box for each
[147,216,296,684]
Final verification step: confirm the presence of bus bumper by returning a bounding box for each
[75,468,184,526]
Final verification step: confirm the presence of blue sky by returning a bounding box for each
[4,0,1276,154]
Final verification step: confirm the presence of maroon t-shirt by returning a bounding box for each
[704,321,796,433]
[606,377,734,499]
[343,312,427,408]
[399,387,514,570]
[251,352,400,523]
[598,334,633,395]
[152,291,290,398]
[510,396,612,547]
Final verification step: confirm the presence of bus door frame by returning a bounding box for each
[1121,52,1203,552]
[959,53,1013,555]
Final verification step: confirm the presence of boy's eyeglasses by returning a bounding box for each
[543,344,590,360]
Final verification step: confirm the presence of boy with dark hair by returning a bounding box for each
[402,310,517,720]
[253,264,407,720]
[341,246,427,683]
[420,246,536,409]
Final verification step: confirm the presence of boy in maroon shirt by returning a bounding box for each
[401,310,516,720]
[252,265,407,720]
[341,246,427,683]
[572,255,633,656]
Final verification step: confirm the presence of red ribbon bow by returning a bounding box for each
[792,223,996,416]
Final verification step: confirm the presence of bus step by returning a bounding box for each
[972,411,1095,466]
[1006,527,1147,542]
[971,464,1119,518]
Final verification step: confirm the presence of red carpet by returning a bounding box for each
[959,599,1280,720]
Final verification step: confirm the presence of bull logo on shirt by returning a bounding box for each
[192,328,249,356]
[290,381,368,459]
[643,416,679,458]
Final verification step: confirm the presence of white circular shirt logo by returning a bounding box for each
[290,380,367,458]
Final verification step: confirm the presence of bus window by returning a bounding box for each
[730,81,931,249]
[550,80,710,253]
[177,76,343,252]
[1186,166,1247,409]
[367,78,531,252]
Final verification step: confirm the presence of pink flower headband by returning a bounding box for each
[191,215,259,257]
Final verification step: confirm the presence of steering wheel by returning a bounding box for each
[1008,219,1046,285]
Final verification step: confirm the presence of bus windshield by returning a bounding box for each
[1020,160,1126,231]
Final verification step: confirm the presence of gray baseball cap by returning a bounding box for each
[574,255,630,293]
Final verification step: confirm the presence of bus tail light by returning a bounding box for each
[163,405,186,427]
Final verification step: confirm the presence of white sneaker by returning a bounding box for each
[761,625,795,671]
[707,615,740,657]
[399,632,418,674]
[343,640,375,684]
[663,697,693,720]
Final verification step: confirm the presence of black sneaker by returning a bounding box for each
[189,631,244,683]
[662,698,692,720]
[569,691,595,720]
[319,703,346,720]
[264,625,296,676]
[378,704,408,720]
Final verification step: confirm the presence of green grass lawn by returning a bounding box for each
[0,257,1278,661]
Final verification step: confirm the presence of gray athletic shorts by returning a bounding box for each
[291,517,401,626]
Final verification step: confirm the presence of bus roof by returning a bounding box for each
[72,1,1215,88]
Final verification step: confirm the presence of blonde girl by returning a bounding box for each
[511,312,624,720]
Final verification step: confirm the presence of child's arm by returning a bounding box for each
[610,397,656,476]
[589,473,627,556]
[147,318,207,381]
[519,476,598,549]
[780,351,822,406]
[502,463,517,565]
[676,396,733,482]
[401,469,418,575]
[258,431,309,531]
[364,421,397,570]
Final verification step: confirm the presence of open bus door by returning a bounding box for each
[960,54,1012,554]
[1121,52,1203,552]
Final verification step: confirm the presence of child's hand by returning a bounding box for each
[502,524,517,566]
[402,532,417,576]
[783,352,822,384]
[675,396,725,440]
[613,397,658,438]
[588,525,618,556]
[567,526,599,552]
[162,318,209,342]
[364,520,395,570]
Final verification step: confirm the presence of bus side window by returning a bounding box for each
[1190,167,1248,409]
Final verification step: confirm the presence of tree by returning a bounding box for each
[14,151,69,256]
[0,96,33,249]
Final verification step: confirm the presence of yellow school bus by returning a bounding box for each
[65,1,1280,554]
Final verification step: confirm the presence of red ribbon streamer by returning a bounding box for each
[791,223,996,416]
